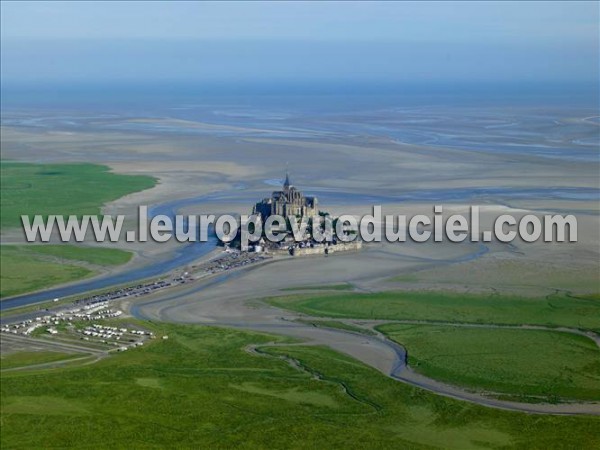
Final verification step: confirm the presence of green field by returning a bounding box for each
[269,291,600,332]
[1,351,81,370]
[379,324,600,402]
[1,245,93,298]
[1,161,156,229]
[0,161,152,298]
[271,291,600,404]
[1,245,133,298]
[2,322,599,449]
[19,244,133,266]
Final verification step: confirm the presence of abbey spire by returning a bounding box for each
[253,172,318,220]
[283,171,291,190]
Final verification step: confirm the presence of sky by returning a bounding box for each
[1,1,598,86]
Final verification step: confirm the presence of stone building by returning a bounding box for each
[253,173,318,220]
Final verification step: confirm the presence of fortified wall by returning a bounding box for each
[270,240,362,257]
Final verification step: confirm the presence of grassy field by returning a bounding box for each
[19,244,133,266]
[1,161,155,229]
[1,322,599,449]
[379,324,600,402]
[269,291,600,332]
[0,161,151,298]
[1,351,81,370]
[0,245,93,298]
[1,245,133,298]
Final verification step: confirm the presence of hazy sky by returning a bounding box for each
[1,1,598,84]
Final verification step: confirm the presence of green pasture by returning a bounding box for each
[1,245,132,299]
[1,161,155,229]
[379,323,600,402]
[269,291,600,332]
[2,323,599,449]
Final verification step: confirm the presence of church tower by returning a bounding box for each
[253,171,318,221]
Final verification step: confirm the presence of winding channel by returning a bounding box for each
[3,188,600,415]
[0,197,219,311]
[128,269,600,416]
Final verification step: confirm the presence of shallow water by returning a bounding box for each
[0,202,218,311]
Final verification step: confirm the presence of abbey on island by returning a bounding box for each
[253,173,318,221]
